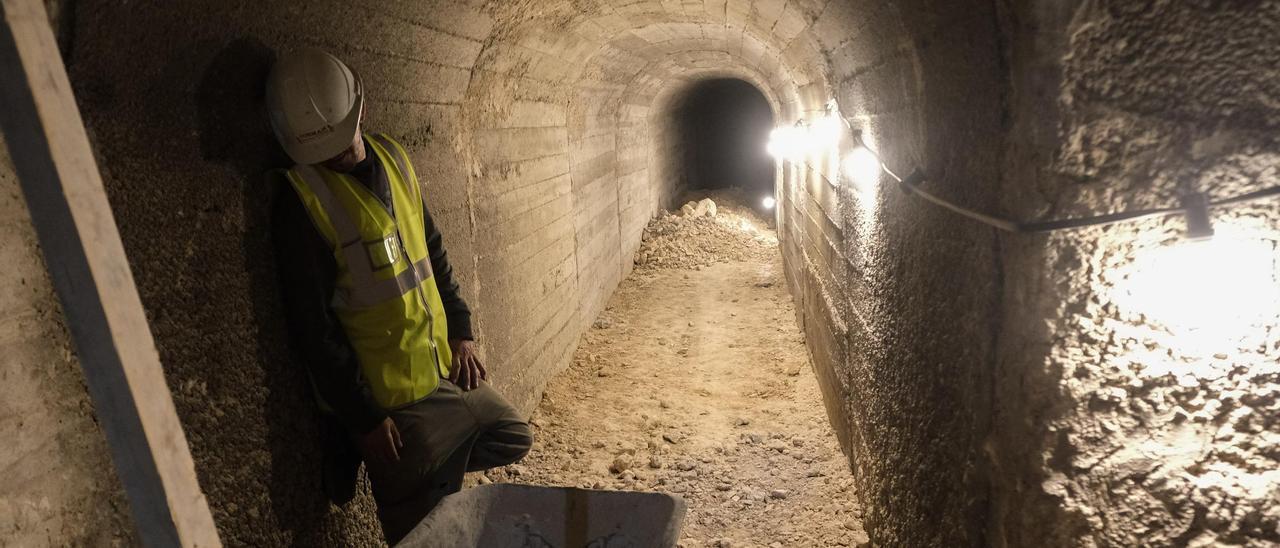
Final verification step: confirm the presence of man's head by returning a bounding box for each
[266,49,365,170]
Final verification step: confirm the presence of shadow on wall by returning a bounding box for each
[194,37,349,543]
[673,79,775,196]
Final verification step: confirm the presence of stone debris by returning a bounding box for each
[635,194,776,271]
[678,198,718,218]
[696,198,717,217]
[609,455,632,474]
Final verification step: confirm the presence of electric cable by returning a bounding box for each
[837,131,1280,235]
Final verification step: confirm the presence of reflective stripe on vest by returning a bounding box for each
[287,133,453,409]
[291,165,434,308]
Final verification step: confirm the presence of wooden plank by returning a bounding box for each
[0,0,221,546]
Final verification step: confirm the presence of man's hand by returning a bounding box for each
[360,417,402,464]
[448,338,487,391]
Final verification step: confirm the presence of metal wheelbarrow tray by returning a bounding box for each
[397,484,687,548]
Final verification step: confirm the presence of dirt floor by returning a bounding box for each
[481,192,869,547]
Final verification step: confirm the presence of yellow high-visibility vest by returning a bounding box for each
[286,133,452,409]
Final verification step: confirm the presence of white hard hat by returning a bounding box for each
[266,48,364,165]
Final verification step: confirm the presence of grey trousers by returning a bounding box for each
[365,380,532,545]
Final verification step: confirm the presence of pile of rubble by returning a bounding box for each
[634,195,776,271]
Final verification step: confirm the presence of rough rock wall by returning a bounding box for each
[64,1,434,542]
[0,137,135,546]
[991,2,1280,546]
[777,1,1280,545]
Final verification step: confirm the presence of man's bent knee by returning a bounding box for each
[504,421,533,462]
[469,420,533,471]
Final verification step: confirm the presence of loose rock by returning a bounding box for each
[610,456,632,474]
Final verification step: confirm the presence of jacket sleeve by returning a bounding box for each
[421,201,474,341]
[272,183,387,435]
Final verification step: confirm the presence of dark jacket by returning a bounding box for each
[271,140,472,436]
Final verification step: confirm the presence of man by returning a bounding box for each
[266,48,532,544]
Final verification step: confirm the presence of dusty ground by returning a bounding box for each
[483,194,868,547]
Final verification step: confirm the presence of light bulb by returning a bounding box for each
[766,128,784,158]
[811,115,842,148]
[762,196,776,209]
[765,139,780,158]
[1113,231,1279,354]
[842,147,881,190]
[767,127,806,160]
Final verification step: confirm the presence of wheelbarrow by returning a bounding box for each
[397,484,687,548]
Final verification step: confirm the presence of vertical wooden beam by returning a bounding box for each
[0,0,221,546]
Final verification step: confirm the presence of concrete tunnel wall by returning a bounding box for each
[1,0,1277,546]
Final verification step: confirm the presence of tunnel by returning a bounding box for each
[671,78,775,197]
[2,1,1279,547]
